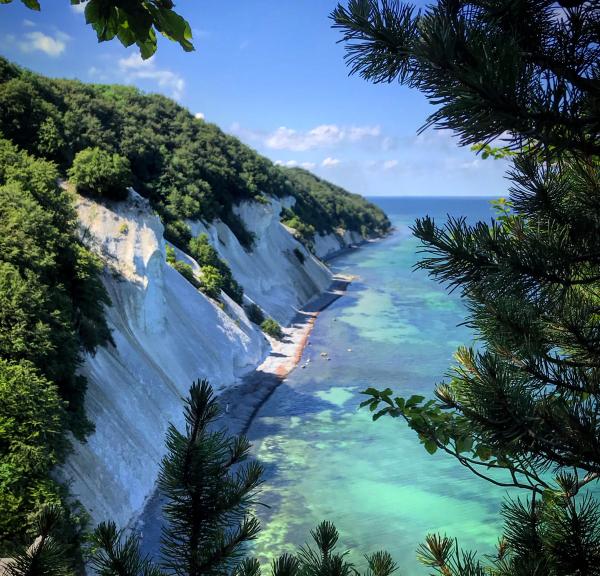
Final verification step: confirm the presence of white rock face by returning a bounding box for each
[62,191,334,529]
[187,196,332,324]
[313,230,365,260]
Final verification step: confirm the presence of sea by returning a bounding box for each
[246,196,513,575]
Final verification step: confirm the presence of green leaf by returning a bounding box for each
[20,0,40,9]
[456,436,473,454]
[424,439,438,455]
[373,408,390,421]
[117,25,136,48]
[362,387,380,397]
[475,445,492,461]
[405,394,425,409]
[84,0,103,25]
[153,7,195,51]
[137,36,157,60]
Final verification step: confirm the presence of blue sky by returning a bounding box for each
[0,1,509,197]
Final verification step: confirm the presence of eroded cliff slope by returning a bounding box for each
[61,191,334,528]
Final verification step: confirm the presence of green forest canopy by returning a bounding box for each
[0,56,390,251]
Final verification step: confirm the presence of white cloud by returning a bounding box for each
[322,157,341,167]
[263,124,381,151]
[19,31,68,57]
[71,2,87,14]
[275,160,299,167]
[195,112,205,120]
[22,19,35,27]
[459,158,481,170]
[441,156,483,172]
[301,162,316,170]
[118,53,185,100]
[383,159,399,170]
[230,122,389,153]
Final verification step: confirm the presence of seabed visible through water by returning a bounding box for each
[246,197,509,576]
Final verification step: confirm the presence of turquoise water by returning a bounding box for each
[247,197,514,575]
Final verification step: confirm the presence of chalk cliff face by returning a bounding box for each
[187,196,332,324]
[312,230,365,261]
[61,191,335,529]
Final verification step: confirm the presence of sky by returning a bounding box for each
[0,1,510,198]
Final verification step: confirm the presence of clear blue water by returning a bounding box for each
[247,196,514,575]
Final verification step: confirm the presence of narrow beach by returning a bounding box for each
[217,273,353,436]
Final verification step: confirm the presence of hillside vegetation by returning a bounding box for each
[0,56,390,250]
[0,137,111,550]
[0,55,389,552]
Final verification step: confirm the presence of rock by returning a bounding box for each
[62,191,333,530]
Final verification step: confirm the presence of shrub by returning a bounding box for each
[254,194,270,205]
[172,261,200,289]
[245,302,265,325]
[164,219,192,247]
[281,212,316,245]
[68,147,131,201]
[189,234,244,304]
[293,247,305,264]
[165,244,176,265]
[166,247,200,289]
[261,318,283,340]
[189,234,220,268]
[200,265,224,300]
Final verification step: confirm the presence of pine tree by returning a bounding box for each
[87,382,398,576]
[4,505,74,576]
[89,380,263,576]
[332,0,600,573]
[158,380,263,576]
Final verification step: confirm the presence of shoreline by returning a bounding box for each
[215,273,353,437]
[135,273,353,539]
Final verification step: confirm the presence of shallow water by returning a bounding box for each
[247,197,514,575]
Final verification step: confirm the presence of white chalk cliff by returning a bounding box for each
[61,191,360,529]
[312,229,365,261]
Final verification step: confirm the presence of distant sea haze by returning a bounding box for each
[246,196,504,576]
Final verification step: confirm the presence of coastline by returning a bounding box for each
[135,272,353,541]
[216,273,353,437]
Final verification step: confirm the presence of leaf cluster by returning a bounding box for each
[1,0,194,60]
[189,234,244,304]
[0,138,110,550]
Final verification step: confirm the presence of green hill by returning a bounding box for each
[0,57,390,250]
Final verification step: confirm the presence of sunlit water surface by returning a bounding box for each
[247,197,514,575]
